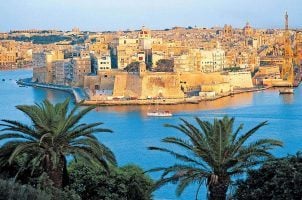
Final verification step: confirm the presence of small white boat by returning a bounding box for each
[279,88,294,94]
[147,110,173,117]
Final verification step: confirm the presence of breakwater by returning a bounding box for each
[16,78,88,103]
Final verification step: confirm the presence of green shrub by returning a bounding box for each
[235,153,302,200]
[69,161,153,200]
[0,179,51,200]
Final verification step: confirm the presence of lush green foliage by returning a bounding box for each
[124,61,140,72]
[68,161,154,200]
[0,99,116,188]
[223,67,242,72]
[0,178,80,200]
[235,153,302,200]
[148,116,283,200]
[0,178,51,200]
[5,35,72,44]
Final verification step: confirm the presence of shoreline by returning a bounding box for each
[17,78,270,106]
[16,78,88,103]
[82,87,270,106]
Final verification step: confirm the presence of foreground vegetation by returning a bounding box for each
[68,161,153,200]
[1,99,302,199]
[0,99,116,188]
[235,153,302,199]
[0,99,153,200]
[148,116,283,200]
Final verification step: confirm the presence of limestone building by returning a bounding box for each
[243,22,254,37]
[200,49,225,72]
[72,55,91,86]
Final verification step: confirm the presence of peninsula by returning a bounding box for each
[2,13,301,105]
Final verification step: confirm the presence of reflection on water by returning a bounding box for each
[95,92,254,115]
[280,94,294,104]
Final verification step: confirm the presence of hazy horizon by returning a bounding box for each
[1,0,301,32]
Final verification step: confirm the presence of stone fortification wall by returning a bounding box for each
[125,74,142,97]
[33,67,47,83]
[83,71,238,100]
[141,73,184,99]
[223,72,253,88]
[84,75,99,90]
[179,72,225,87]
[99,74,115,90]
[112,74,127,97]
[201,83,232,94]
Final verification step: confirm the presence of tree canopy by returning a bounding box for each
[154,59,174,72]
[68,161,154,200]
[124,62,140,72]
[0,99,116,188]
[235,153,302,200]
[148,116,283,200]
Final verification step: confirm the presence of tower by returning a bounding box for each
[243,22,253,37]
[139,61,146,77]
[281,11,294,85]
[223,25,233,37]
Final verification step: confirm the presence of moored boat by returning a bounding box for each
[279,88,294,94]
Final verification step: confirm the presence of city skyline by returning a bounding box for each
[1,0,302,32]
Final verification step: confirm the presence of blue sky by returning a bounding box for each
[0,0,301,32]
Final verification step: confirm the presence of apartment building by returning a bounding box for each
[72,56,91,86]
[200,49,225,72]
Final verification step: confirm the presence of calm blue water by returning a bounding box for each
[1,69,302,200]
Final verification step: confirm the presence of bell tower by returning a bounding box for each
[281,11,294,86]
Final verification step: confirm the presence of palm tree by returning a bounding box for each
[0,99,116,188]
[148,116,283,200]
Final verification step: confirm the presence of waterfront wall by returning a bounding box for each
[84,71,256,100]
[201,83,232,95]
[179,72,225,85]
[223,71,253,88]
[17,78,87,103]
[141,73,184,98]
[32,67,47,83]
[113,74,128,96]
[125,74,142,97]
[85,71,185,99]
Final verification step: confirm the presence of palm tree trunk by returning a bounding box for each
[208,176,229,200]
[62,157,69,187]
[44,155,65,188]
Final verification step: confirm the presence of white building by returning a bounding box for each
[200,49,225,72]
[96,55,111,72]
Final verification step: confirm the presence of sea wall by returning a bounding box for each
[179,72,225,85]
[141,73,184,98]
[201,83,232,94]
[84,71,242,100]
[84,71,185,99]
[223,72,253,88]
